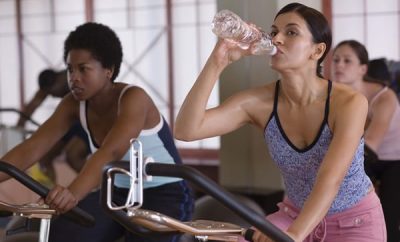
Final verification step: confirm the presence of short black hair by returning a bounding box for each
[368,58,391,82]
[63,22,123,82]
[38,69,57,90]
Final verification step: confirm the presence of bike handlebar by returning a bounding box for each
[101,161,293,242]
[0,108,40,127]
[0,161,95,227]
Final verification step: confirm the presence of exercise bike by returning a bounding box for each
[0,161,95,242]
[100,139,294,242]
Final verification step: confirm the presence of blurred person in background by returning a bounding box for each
[332,39,400,242]
[17,68,90,185]
[367,58,392,86]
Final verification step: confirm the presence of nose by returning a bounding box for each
[333,60,343,69]
[331,62,344,75]
[68,69,80,83]
[272,33,282,46]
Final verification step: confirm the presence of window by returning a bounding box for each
[0,0,220,156]
[332,0,400,60]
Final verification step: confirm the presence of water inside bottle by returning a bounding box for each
[212,9,277,55]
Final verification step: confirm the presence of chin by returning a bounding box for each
[72,93,85,101]
[269,61,278,69]
[270,63,283,73]
[333,79,346,84]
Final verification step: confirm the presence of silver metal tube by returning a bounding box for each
[39,218,51,242]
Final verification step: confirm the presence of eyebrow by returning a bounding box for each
[333,54,353,58]
[66,62,90,67]
[271,23,300,29]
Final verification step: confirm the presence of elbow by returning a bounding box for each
[174,126,196,142]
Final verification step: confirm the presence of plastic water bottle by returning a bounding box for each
[211,9,277,56]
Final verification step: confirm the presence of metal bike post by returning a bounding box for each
[39,217,51,242]
[129,139,143,209]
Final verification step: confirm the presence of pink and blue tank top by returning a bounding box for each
[264,80,371,214]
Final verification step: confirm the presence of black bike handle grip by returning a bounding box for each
[244,228,255,242]
[0,161,95,227]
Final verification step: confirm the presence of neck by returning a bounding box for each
[279,73,325,106]
[89,82,117,113]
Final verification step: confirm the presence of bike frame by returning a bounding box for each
[101,140,293,242]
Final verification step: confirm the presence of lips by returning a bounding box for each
[334,72,344,77]
[71,86,84,95]
[274,46,283,54]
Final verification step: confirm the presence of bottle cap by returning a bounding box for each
[270,46,277,56]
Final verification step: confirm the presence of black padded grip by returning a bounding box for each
[244,228,255,242]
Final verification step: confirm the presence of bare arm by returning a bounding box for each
[175,39,254,141]
[45,87,154,212]
[364,89,397,151]
[1,96,76,181]
[286,91,368,241]
[17,89,48,127]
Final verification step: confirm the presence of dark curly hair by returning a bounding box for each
[38,69,57,90]
[63,22,123,82]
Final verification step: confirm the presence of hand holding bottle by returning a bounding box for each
[209,37,254,69]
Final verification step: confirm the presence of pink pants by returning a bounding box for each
[240,191,386,242]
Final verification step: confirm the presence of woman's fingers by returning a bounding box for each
[252,229,273,242]
[45,185,78,213]
[217,39,253,60]
[45,185,62,205]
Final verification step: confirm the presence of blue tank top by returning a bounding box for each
[79,85,182,189]
[264,80,371,214]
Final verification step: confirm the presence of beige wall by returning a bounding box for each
[277,0,321,11]
[217,0,322,192]
[217,1,282,191]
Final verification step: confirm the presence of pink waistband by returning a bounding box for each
[281,189,379,218]
[327,190,380,219]
[279,190,380,241]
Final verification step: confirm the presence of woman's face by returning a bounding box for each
[331,44,367,85]
[269,12,320,73]
[66,49,112,100]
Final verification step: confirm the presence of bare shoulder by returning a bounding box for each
[224,81,276,128]
[48,93,81,123]
[58,93,80,112]
[118,84,152,104]
[329,82,368,129]
[120,84,146,95]
[117,84,159,123]
[373,86,399,107]
[331,82,367,107]
[229,81,276,103]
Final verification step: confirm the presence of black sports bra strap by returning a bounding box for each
[324,80,332,122]
[272,80,280,113]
